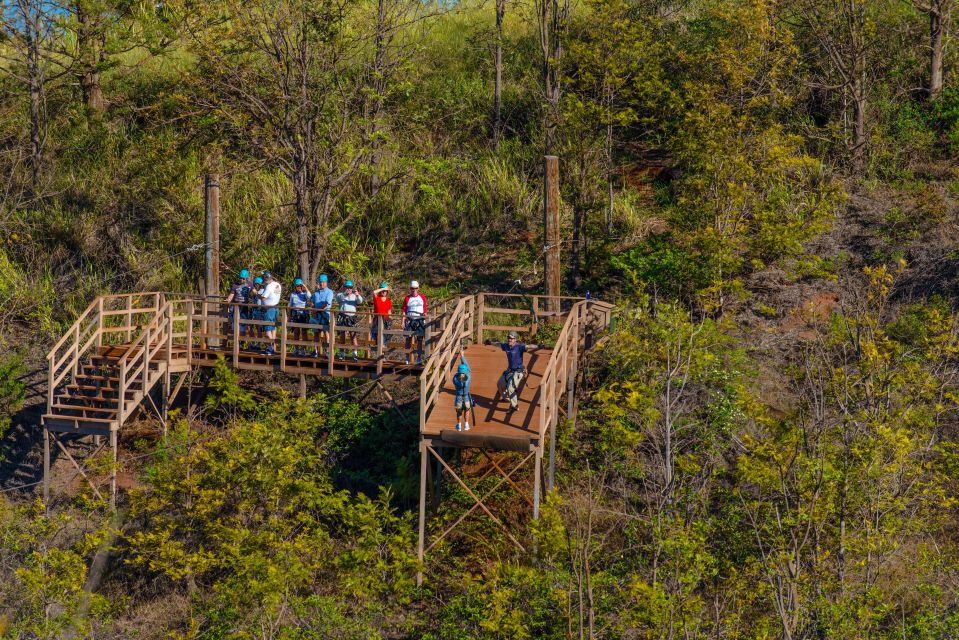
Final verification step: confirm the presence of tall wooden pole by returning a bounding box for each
[204,173,221,299]
[544,156,561,315]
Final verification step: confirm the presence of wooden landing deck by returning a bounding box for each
[422,344,550,448]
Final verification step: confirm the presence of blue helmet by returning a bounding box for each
[457,364,469,375]
[254,276,263,284]
[344,280,354,288]
[294,278,304,286]
[239,269,250,279]
[318,274,328,283]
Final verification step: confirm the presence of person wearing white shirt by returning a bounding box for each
[257,271,282,356]
[334,280,364,361]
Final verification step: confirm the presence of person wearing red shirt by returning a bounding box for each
[371,281,393,350]
[403,280,427,364]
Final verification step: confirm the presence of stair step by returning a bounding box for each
[56,394,120,407]
[43,414,117,434]
[49,403,118,417]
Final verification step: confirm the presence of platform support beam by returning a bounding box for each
[417,439,428,586]
[109,430,118,511]
[533,445,543,520]
[43,424,50,508]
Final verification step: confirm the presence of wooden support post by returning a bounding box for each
[376,316,384,377]
[232,308,240,368]
[423,322,432,361]
[186,300,195,362]
[280,309,288,372]
[109,429,118,511]
[328,313,336,375]
[201,300,209,350]
[96,297,104,350]
[477,293,485,345]
[417,439,428,586]
[299,375,307,399]
[544,156,561,317]
[533,445,543,520]
[125,296,132,343]
[532,297,539,337]
[204,173,220,300]
[43,424,50,509]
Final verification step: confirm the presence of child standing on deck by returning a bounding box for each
[453,349,472,431]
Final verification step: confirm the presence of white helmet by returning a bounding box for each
[410,280,420,289]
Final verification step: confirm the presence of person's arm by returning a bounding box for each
[402,295,409,314]
[421,294,428,316]
[225,289,235,304]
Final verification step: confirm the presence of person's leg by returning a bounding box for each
[497,373,508,401]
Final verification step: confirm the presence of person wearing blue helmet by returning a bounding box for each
[289,277,311,356]
[225,268,252,348]
[310,274,334,358]
[453,348,472,431]
[335,279,364,361]
[248,276,265,349]
[256,271,282,356]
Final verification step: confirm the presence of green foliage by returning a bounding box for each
[204,357,256,414]
[125,399,417,637]
[0,500,110,639]
[0,352,26,456]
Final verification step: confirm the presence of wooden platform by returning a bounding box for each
[422,344,550,447]
[189,346,425,378]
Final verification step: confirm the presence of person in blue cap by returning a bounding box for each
[224,269,251,347]
[248,276,264,348]
[490,331,539,412]
[453,348,472,431]
[310,274,334,357]
[335,280,364,361]
[256,271,282,356]
[289,277,311,356]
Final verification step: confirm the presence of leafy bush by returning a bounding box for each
[0,352,26,455]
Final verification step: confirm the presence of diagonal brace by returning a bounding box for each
[51,433,106,502]
[427,446,528,553]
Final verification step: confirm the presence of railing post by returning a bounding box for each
[423,321,432,360]
[201,300,209,350]
[532,297,539,337]
[376,316,384,377]
[466,296,474,344]
[328,312,336,375]
[477,294,485,345]
[118,360,127,423]
[72,323,80,379]
[280,308,288,372]
[47,356,54,416]
[96,297,104,350]
[125,296,132,343]
[232,306,240,368]
[186,301,195,362]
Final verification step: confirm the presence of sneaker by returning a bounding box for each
[312,349,320,358]
[351,355,359,363]
[265,347,275,356]
[455,423,462,431]
[464,422,470,431]
[336,352,345,361]
[404,357,410,365]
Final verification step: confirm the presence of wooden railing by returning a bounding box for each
[117,300,173,422]
[417,293,614,438]
[419,296,474,432]
[182,296,456,374]
[46,293,164,414]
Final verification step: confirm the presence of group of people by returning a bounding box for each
[222,269,539,432]
[223,269,429,363]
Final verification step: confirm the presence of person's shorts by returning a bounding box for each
[239,306,251,320]
[337,313,358,328]
[405,317,425,334]
[290,309,310,325]
[310,310,330,327]
[262,306,278,331]
[252,308,264,322]
[371,317,393,338]
[454,395,472,410]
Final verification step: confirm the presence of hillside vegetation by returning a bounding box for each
[3,0,959,638]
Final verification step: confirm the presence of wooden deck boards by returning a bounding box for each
[422,344,551,444]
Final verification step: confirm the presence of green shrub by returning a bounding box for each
[0,352,26,458]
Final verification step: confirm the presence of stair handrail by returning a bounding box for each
[46,296,104,411]
[419,295,473,432]
[117,298,172,423]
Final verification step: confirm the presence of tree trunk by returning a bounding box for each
[930,5,944,99]
[77,5,105,113]
[493,0,505,148]
[27,21,42,189]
